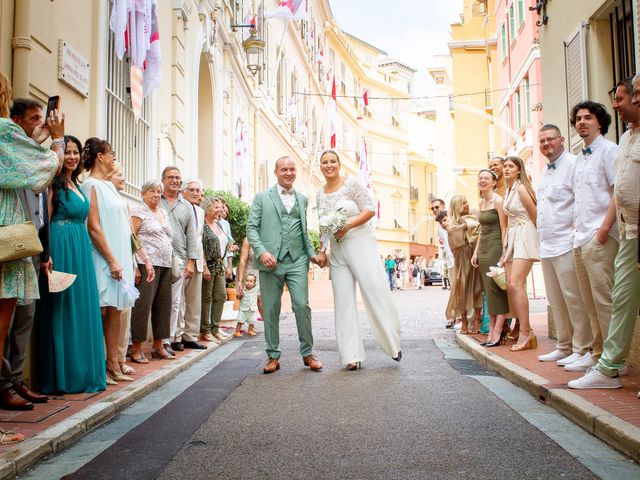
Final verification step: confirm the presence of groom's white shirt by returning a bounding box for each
[277,184,296,213]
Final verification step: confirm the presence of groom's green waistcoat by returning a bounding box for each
[278,200,305,261]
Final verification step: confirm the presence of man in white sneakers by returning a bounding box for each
[536,125,592,365]
[569,77,640,390]
[565,100,619,373]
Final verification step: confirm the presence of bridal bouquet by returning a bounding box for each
[318,206,347,242]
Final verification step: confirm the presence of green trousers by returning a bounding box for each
[596,235,640,377]
[259,254,313,359]
[201,272,226,335]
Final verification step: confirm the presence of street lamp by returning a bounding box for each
[242,27,265,76]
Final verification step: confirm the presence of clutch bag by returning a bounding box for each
[0,222,43,263]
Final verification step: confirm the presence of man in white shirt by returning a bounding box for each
[568,101,619,373]
[570,77,640,390]
[536,125,592,365]
[181,179,207,349]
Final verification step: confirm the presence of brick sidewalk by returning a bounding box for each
[458,312,640,461]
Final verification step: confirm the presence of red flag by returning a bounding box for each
[363,89,369,107]
[330,76,337,149]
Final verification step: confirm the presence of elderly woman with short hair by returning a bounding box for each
[129,180,175,361]
[200,197,230,343]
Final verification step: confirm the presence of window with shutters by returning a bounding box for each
[515,90,522,130]
[517,0,525,27]
[276,54,286,115]
[501,23,507,60]
[509,4,516,44]
[609,0,635,139]
[564,28,588,152]
[524,77,531,124]
[105,4,150,198]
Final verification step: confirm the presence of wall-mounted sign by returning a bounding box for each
[58,39,90,98]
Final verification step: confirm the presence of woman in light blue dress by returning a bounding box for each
[80,137,135,385]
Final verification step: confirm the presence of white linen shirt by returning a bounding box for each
[437,223,454,268]
[573,135,619,248]
[614,128,640,239]
[537,150,577,258]
[277,184,296,213]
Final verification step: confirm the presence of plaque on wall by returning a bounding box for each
[58,39,90,98]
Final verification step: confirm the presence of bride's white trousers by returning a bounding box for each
[329,227,401,365]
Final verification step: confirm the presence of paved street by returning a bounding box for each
[20,285,639,479]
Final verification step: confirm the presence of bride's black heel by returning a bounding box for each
[346,362,361,371]
[393,351,402,362]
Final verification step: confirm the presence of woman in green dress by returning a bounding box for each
[472,169,509,346]
[35,136,106,393]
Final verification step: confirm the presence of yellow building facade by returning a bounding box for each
[448,0,498,208]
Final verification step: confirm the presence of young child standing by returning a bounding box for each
[234,273,259,337]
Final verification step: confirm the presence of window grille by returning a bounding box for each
[609,0,635,139]
[105,19,151,198]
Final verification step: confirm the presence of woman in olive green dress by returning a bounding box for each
[472,169,509,346]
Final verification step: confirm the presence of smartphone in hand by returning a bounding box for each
[45,96,60,120]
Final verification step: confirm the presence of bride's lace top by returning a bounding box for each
[316,176,375,218]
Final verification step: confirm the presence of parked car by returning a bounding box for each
[425,270,443,286]
[424,259,442,287]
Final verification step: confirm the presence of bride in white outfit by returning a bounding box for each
[315,150,402,370]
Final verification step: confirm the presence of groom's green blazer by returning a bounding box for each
[246,185,316,359]
[246,185,316,269]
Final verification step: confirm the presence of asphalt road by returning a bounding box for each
[22,286,635,479]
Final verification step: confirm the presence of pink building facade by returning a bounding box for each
[495,0,544,183]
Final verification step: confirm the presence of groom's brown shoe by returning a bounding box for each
[303,355,322,371]
[263,358,280,374]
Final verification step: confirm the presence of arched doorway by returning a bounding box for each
[197,53,215,188]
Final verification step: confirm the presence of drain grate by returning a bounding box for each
[445,358,498,376]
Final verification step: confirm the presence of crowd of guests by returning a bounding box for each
[383,254,431,290]
[433,76,640,397]
[0,73,251,444]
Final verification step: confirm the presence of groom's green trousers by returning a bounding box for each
[259,253,314,360]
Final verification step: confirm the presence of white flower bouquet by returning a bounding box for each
[318,206,347,242]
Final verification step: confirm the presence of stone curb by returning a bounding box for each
[0,337,233,479]
[455,332,640,463]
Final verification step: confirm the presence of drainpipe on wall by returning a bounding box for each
[11,0,31,98]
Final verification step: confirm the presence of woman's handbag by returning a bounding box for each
[486,265,507,291]
[130,232,143,254]
[171,254,182,283]
[0,221,43,263]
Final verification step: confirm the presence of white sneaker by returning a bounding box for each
[538,350,571,362]
[564,352,596,372]
[556,352,581,366]
[568,367,622,389]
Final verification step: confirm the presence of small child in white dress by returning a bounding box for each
[234,274,259,337]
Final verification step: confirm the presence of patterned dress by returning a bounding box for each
[0,118,58,303]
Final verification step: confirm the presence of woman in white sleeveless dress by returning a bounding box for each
[502,156,539,352]
[315,150,401,370]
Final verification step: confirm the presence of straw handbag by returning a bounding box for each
[0,221,43,263]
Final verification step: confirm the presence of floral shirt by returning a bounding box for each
[131,204,173,268]
[202,223,225,276]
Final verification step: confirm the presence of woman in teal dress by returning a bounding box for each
[35,136,106,393]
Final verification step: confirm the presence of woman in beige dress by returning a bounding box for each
[502,156,539,351]
[445,195,484,334]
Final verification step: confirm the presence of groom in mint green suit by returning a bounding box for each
[246,156,323,374]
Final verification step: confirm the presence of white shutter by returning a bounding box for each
[564,27,588,153]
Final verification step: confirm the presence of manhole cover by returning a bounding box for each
[445,358,498,376]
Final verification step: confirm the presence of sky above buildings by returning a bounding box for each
[329,0,463,97]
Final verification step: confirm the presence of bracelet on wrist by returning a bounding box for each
[51,138,65,150]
